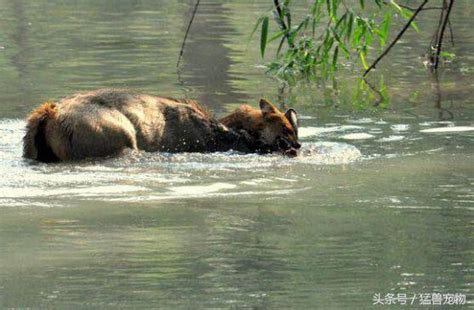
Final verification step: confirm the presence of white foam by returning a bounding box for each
[299,125,363,138]
[297,142,362,164]
[391,124,410,132]
[168,183,236,196]
[347,118,374,124]
[0,119,362,206]
[0,185,147,198]
[419,121,454,127]
[340,133,375,140]
[420,126,474,133]
[378,135,405,142]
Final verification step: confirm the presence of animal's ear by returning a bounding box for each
[259,98,278,116]
[285,108,299,132]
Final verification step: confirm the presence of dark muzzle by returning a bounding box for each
[277,137,301,157]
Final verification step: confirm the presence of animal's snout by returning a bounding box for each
[277,137,301,157]
[284,148,298,157]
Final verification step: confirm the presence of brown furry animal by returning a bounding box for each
[23,89,300,162]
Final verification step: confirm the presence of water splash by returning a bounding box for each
[0,120,362,206]
[420,126,474,133]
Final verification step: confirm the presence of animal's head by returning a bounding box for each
[256,98,301,156]
[219,98,302,155]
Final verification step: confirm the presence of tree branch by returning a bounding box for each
[433,0,455,69]
[431,0,447,49]
[399,5,443,11]
[176,0,201,68]
[382,1,442,11]
[363,0,428,77]
[362,78,385,107]
[447,17,454,46]
[273,0,294,48]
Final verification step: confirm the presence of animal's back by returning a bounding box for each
[24,89,226,161]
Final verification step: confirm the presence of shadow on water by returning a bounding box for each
[179,0,247,112]
[8,0,34,111]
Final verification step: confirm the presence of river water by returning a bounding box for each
[0,1,472,308]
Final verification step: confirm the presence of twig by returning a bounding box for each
[176,0,201,68]
[362,78,385,107]
[431,0,447,49]
[363,0,428,77]
[273,0,294,48]
[431,71,453,120]
[382,1,442,11]
[447,17,454,46]
[399,5,443,11]
[433,0,455,69]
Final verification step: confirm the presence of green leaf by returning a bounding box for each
[353,19,367,46]
[365,27,373,46]
[332,45,339,69]
[335,12,347,30]
[311,1,320,16]
[268,30,285,44]
[276,36,286,56]
[272,10,285,30]
[390,1,419,32]
[293,16,310,34]
[250,16,265,40]
[410,20,419,32]
[331,27,349,57]
[288,31,298,46]
[379,12,391,46]
[440,51,456,60]
[346,12,354,41]
[389,0,403,12]
[359,0,365,9]
[260,16,269,58]
[286,8,292,29]
[326,0,332,18]
[359,50,368,69]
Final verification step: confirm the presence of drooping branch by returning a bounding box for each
[433,0,455,69]
[273,0,294,48]
[431,71,454,120]
[447,18,454,46]
[176,0,201,68]
[382,1,442,11]
[362,78,385,107]
[398,5,443,11]
[363,0,428,77]
[431,0,447,49]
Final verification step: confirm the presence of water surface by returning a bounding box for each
[0,0,473,308]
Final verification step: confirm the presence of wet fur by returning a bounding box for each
[23,102,63,162]
[23,90,298,162]
[219,101,299,153]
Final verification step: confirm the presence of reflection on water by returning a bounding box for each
[180,1,246,111]
[0,0,473,308]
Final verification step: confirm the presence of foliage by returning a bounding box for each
[439,51,455,62]
[253,0,419,84]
